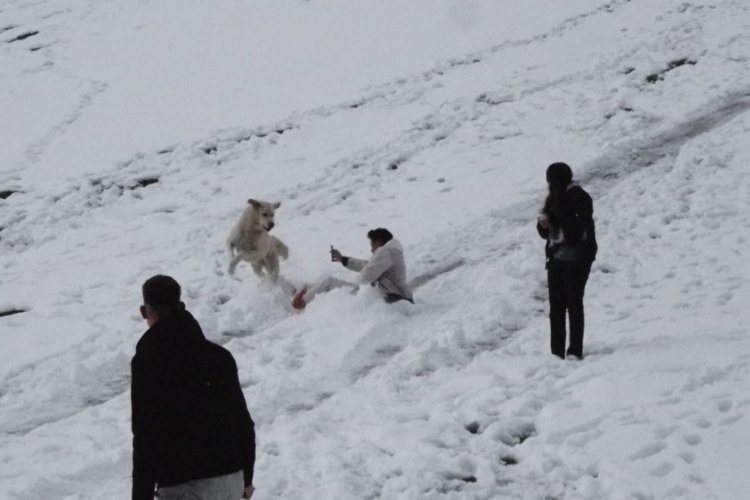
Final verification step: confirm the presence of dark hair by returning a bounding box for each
[367,228,393,245]
[542,163,574,223]
[142,275,182,312]
[546,162,573,187]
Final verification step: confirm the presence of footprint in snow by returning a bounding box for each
[678,451,695,464]
[683,434,702,446]
[717,400,732,413]
[650,462,674,477]
[629,442,667,460]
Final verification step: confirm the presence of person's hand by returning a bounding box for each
[537,213,550,230]
[242,484,255,499]
[330,245,343,262]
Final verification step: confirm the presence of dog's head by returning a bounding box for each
[248,199,281,231]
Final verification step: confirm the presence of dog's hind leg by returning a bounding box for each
[251,262,265,279]
[228,252,244,275]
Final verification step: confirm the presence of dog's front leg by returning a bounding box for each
[266,254,280,282]
[228,252,244,274]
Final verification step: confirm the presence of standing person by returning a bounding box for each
[291,228,413,310]
[131,275,256,500]
[537,163,597,359]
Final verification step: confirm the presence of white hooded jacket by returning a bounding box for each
[344,239,413,301]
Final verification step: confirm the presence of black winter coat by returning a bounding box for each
[131,309,255,500]
[537,183,597,263]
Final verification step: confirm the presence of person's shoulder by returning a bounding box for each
[567,184,591,199]
[385,239,404,253]
[203,340,238,368]
[132,329,160,367]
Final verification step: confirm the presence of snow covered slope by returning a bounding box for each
[1,0,749,498]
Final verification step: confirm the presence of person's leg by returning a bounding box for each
[158,471,243,500]
[293,276,356,309]
[384,293,413,304]
[211,470,244,500]
[547,260,567,358]
[564,261,591,359]
[304,276,354,302]
[157,479,202,500]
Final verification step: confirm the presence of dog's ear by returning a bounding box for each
[247,199,261,208]
[273,201,281,209]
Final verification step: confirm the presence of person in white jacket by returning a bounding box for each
[291,228,413,310]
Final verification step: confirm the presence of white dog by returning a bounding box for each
[227,198,289,281]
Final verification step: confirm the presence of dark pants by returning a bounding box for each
[384,293,414,304]
[547,259,591,359]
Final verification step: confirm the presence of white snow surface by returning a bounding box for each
[1,0,750,499]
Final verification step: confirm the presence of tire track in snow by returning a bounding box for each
[584,91,750,188]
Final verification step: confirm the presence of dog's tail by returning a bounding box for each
[273,236,289,259]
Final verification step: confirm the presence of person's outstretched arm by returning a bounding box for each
[331,246,368,272]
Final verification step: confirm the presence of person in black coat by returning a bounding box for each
[536,163,597,359]
[131,275,256,500]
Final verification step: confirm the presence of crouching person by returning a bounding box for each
[292,228,414,310]
[132,275,256,500]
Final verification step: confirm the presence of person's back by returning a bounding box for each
[349,238,412,302]
[538,183,597,263]
[132,275,255,500]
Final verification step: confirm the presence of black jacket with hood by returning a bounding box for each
[537,183,597,264]
[131,309,255,500]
